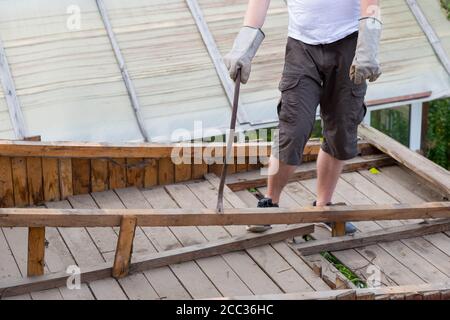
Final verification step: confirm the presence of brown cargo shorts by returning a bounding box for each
[272,32,367,165]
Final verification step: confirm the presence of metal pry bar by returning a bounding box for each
[216,69,242,213]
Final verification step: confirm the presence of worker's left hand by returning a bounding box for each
[350,17,383,85]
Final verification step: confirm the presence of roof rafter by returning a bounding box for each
[0,39,28,139]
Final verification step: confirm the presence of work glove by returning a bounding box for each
[224,26,265,84]
[350,17,383,85]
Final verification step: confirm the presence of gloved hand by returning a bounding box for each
[350,17,383,85]
[224,26,265,84]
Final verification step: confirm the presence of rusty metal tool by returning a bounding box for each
[216,69,241,213]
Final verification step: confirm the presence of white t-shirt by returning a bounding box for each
[287,0,360,45]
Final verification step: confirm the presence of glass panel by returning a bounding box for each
[371,105,411,147]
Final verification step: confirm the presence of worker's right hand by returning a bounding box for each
[223,26,265,84]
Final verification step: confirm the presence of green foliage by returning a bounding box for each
[425,98,450,169]
[320,252,367,288]
[441,0,450,19]
[303,235,367,288]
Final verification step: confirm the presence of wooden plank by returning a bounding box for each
[27,227,45,277]
[158,158,174,185]
[226,154,395,191]
[0,39,27,139]
[0,157,14,207]
[116,187,193,300]
[331,222,346,237]
[1,201,449,228]
[58,158,73,200]
[2,227,62,299]
[203,174,331,292]
[192,163,208,179]
[216,281,450,300]
[142,186,222,299]
[95,0,149,142]
[358,124,450,197]
[26,157,44,205]
[186,181,312,294]
[91,159,108,193]
[143,158,158,188]
[379,166,445,201]
[126,158,145,188]
[330,176,448,285]
[0,140,374,159]
[291,179,394,287]
[0,224,313,298]
[90,190,160,300]
[165,184,254,297]
[366,91,432,107]
[42,158,60,202]
[257,183,359,290]
[69,194,118,255]
[46,200,127,300]
[292,219,450,255]
[71,159,90,195]
[92,190,153,256]
[11,157,28,207]
[109,158,126,190]
[175,164,192,183]
[112,216,137,279]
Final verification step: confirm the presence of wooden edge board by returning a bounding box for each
[112,216,137,279]
[214,281,450,300]
[0,202,449,227]
[358,124,450,197]
[292,218,450,255]
[0,140,373,159]
[226,154,395,191]
[0,224,314,298]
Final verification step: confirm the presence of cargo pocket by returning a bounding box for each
[351,85,368,124]
[277,75,301,123]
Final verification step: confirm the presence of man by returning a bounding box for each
[224,0,382,234]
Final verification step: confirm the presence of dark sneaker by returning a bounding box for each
[312,201,357,235]
[247,198,278,233]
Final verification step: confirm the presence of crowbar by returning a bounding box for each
[216,69,242,213]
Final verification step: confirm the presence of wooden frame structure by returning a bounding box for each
[219,281,450,300]
[0,125,449,299]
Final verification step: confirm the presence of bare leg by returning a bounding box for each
[265,155,297,204]
[316,149,345,206]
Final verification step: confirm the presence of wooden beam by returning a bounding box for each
[27,227,45,277]
[366,91,432,107]
[185,0,250,124]
[406,0,450,75]
[0,140,375,159]
[226,154,395,191]
[331,222,346,237]
[291,219,450,256]
[358,124,450,197]
[216,281,450,300]
[0,202,449,228]
[0,39,27,139]
[112,216,137,279]
[0,224,314,298]
[95,0,150,142]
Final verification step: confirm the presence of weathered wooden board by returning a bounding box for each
[1,202,449,227]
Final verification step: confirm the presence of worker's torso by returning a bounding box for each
[287,0,360,45]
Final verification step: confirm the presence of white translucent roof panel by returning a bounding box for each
[102,0,232,142]
[0,0,143,142]
[201,0,450,126]
[417,0,450,63]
